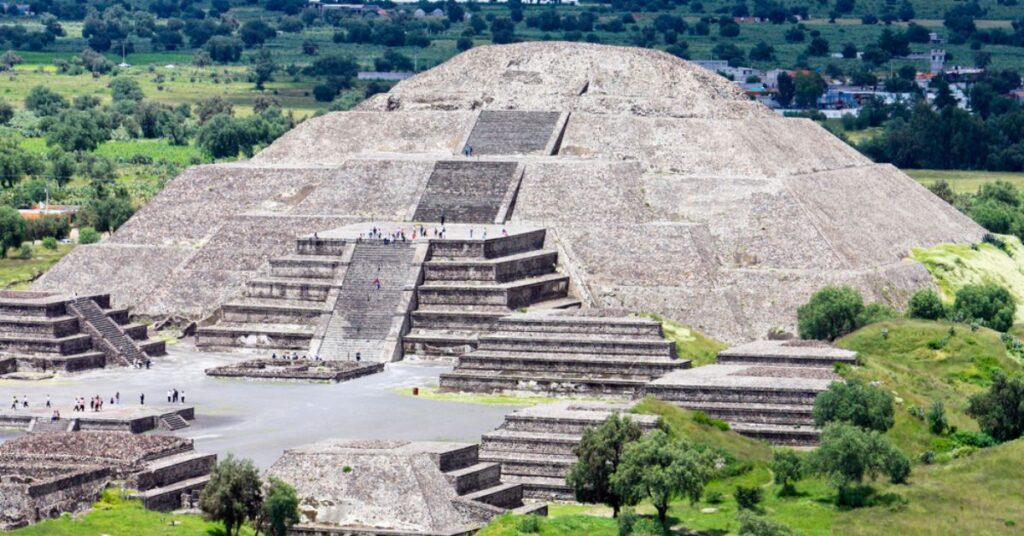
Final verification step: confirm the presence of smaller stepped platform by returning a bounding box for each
[439,314,689,397]
[0,405,195,434]
[645,342,850,446]
[478,401,659,501]
[0,432,215,529]
[205,358,384,382]
[0,291,165,378]
[268,439,541,535]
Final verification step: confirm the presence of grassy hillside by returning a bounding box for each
[910,235,1024,324]
[645,314,728,367]
[838,319,1022,456]
[906,169,1024,195]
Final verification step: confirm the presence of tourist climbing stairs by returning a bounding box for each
[316,241,416,361]
[67,298,145,367]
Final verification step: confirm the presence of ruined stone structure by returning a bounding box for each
[0,291,165,377]
[0,432,215,529]
[645,340,857,445]
[479,402,658,500]
[0,405,194,434]
[205,358,384,381]
[29,43,983,343]
[266,439,545,535]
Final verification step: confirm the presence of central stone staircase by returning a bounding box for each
[465,110,563,155]
[67,298,146,366]
[478,402,659,501]
[314,241,416,361]
[412,161,521,224]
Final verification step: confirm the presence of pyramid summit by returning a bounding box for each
[35,42,984,342]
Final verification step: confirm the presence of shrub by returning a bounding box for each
[813,379,895,432]
[734,485,763,511]
[312,84,336,102]
[968,369,1024,441]
[692,410,730,431]
[797,286,864,340]
[78,227,100,244]
[808,423,911,504]
[25,215,70,241]
[856,303,899,325]
[517,515,541,533]
[617,507,638,536]
[919,450,935,464]
[17,243,31,259]
[908,289,946,320]
[953,283,1015,332]
[950,430,997,448]
[41,236,57,250]
[737,510,795,536]
[927,400,948,435]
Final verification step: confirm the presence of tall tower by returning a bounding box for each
[930,49,946,75]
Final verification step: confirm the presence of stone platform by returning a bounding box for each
[478,401,658,501]
[0,404,194,434]
[204,358,384,382]
[644,340,852,446]
[0,431,215,529]
[267,439,545,535]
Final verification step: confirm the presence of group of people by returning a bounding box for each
[166,388,185,404]
[131,358,152,369]
[271,352,323,361]
[360,227,409,245]
[72,394,113,412]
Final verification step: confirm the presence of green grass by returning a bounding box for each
[479,513,616,536]
[906,169,1024,194]
[393,386,571,406]
[910,235,1024,324]
[838,319,1022,456]
[11,488,253,536]
[644,314,728,366]
[633,398,773,463]
[0,242,74,289]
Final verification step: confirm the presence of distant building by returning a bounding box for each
[693,60,762,83]
[929,49,946,75]
[0,3,32,15]
[18,204,78,222]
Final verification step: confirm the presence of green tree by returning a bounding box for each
[0,136,43,188]
[46,109,111,152]
[749,41,775,62]
[967,369,1024,441]
[199,454,263,536]
[0,207,26,259]
[78,226,100,245]
[109,77,144,102]
[195,97,234,125]
[908,289,946,320]
[797,286,865,341]
[205,36,244,62]
[793,71,826,109]
[813,379,895,432]
[80,197,135,233]
[776,72,795,107]
[927,400,948,435]
[771,449,803,496]
[566,412,643,517]
[610,430,714,526]
[259,477,300,536]
[0,99,13,126]
[24,85,68,116]
[197,114,245,158]
[953,283,1015,332]
[808,423,910,506]
[250,49,276,90]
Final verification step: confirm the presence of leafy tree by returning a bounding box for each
[205,36,244,62]
[197,114,246,158]
[797,286,864,341]
[566,412,643,517]
[793,71,826,108]
[749,42,775,62]
[78,226,100,245]
[0,99,13,126]
[41,236,58,250]
[80,197,135,233]
[771,449,803,496]
[24,85,68,117]
[46,109,111,152]
[0,136,43,188]
[249,49,276,90]
[808,423,910,506]
[734,485,762,511]
[813,379,895,432]
[712,42,745,67]
[805,36,829,56]
[610,430,714,526]
[908,289,946,320]
[776,72,795,107]
[259,477,300,536]
[841,42,858,59]
[967,369,1024,441]
[240,20,277,47]
[953,283,1015,332]
[200,454,263,536]
[195,97,235,125]
[312,84,337,103]
[456,36,474,51]
[927,400,948,435]
[109,77,144,103]
[0,207,26,259]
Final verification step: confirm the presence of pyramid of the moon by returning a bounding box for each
[34,42,984,342]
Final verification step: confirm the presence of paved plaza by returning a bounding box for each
[0,345,513,468]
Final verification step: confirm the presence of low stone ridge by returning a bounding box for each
[0,291,165,378]
[267,439,538,535]
[34,42,984,343]
[478,401,658,501]
[0,431,215,528]
[439,312,690,397]
[205,358,384,382]
[644,342,855,445]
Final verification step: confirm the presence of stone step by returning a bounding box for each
[133,474,211,511]
[440,370,648,397]
[676,401,816,426]
[729,422,820,447]
[137,451,216,491]
[461,482,524,509]
[0,332,93,356]
[445,461,502,495]
[458,352,690,376]
[717,354,857,368]
[6,351,107,373]
[500,475,574,502]
[477,451,576,479]
[526,297,583,311]
[494,316,663,337]
[403,331,478,356]
[221,299,324,324]
[246,277,336,301]
[160,413,190,430]
[477,334,674,358]
[500,414,658,436]
[511,503,549,516]
[428,229,547,260]
[0,315,80,338]
[121,323,149,341]
[196,323,315,351]
[481,430,581,456]
[465,110,562,155]
[412,160,519,224]
[410,310,507,331]
[269,254,344,278]
[417,273,569,309]
[646,384,823,406]
[424,249,558,283]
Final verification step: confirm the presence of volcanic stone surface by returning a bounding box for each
[33,42,984,342]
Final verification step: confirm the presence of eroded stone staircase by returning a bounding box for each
[68,298,145,366]
[412,161,521,224]
[465,110,563,155]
